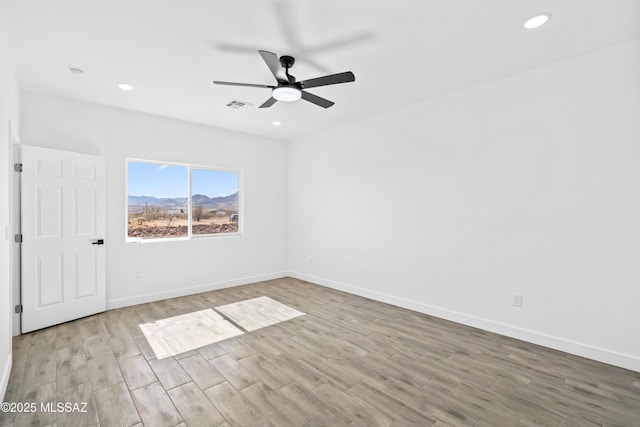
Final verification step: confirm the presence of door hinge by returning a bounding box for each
[14,234,23,243]
[14,304,22,314]
[14,163,22,172]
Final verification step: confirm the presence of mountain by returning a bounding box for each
[191,192,238,207]
[128,192,238,211]
[127,195,187,205]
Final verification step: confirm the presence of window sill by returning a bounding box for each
[126,232,243,244]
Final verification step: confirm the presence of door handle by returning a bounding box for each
[91,239,104,245]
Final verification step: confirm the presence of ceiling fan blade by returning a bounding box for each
[215,42,263,54]
[301,91,335,108]
[299,71,355,89]
[259,97,278,108]
[297,56,331,74]
[305,33,374,54]
[274,1,301,50]
[213,81,274,89]
[259,50,289,84]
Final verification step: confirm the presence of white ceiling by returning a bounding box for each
[3,0,639,141]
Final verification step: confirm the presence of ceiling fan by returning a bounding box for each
[215,2,373,75]
[213,50,355,109]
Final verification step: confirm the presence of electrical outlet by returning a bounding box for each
[136,272,144,281]
[309,258,314,265]
[512,294,523,308]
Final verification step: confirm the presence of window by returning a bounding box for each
[191,168,239,235]
[127,160,240,241]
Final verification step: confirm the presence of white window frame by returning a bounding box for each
[125,158,243,243]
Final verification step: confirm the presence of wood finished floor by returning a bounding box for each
[1,277,639,427]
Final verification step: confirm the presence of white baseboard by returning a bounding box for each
[106,271,288,310]
[1,355,11,401]
[288,270,640,373]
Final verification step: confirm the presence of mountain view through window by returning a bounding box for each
[127,161,240,240]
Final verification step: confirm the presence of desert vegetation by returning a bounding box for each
[127,205,238,239]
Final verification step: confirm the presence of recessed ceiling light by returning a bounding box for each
[272,121,282,126]
[69,67,85,76]
[524,13,551,29]
[117,83,134,91]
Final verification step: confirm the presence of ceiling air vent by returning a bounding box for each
[226,100,253,110]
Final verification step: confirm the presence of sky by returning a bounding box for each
[128,162,238,198]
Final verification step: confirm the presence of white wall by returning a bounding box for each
[288,39,640,372]
[0,15,21,399]
[20,92,288,308]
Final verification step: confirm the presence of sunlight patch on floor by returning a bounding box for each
[139,297,305,359]
[139,308,243,359]
[216,296,305,331]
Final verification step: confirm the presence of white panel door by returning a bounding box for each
[21,145,106,332]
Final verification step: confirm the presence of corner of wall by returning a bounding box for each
[0,355,11,400]
[1,11,22,399]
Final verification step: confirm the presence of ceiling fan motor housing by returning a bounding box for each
[279,55,295,69]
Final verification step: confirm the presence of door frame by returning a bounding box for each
[9,120,21,335]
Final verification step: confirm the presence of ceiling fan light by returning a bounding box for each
[272,87,301,102]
